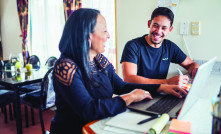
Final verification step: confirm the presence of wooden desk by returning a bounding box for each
[0,67,49,134]
[83,73,221,134]
[82,115,170,134]
[82,120,98,134]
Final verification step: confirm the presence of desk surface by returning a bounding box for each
[82,120,98,134]
[83,73,221,134]
[83,111,170,134]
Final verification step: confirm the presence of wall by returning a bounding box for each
[0,0,22,60]
[116,0,221,77]
[1,0,221,77]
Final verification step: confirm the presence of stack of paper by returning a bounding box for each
[104,111,169,134]
[105,111,156,133]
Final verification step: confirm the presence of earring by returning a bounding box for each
[89,40,91,48]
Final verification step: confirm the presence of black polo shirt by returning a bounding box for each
[121,35,187,79]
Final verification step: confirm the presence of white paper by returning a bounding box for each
[105,111,157,133]
[157,0,179,14]
[103,126,139,134]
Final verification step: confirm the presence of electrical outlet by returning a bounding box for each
[191,21,200,35]
[180,22,189,35]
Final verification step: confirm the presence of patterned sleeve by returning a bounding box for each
[53,58,126,122]
[95,54,110,69]
[54,58,77,86]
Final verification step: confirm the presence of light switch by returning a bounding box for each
[191,21,200,35]
[180,22,189,35]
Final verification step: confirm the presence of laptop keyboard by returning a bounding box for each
[146,95,183,114]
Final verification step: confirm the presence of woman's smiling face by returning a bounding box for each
[90,14,110,55]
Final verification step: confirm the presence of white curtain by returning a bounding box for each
[28,0,65,65]
[82,0,116,69]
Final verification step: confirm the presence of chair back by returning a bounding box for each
[0,60,4,80]
[45,56,57,68]
[40,67,55,110]
[0,60,4,70]
[28,55,41,69]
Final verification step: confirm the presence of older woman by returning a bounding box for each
[50,8,187,134]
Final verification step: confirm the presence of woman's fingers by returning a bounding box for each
[170,85,188,98]
[121,89,153,106]
[177,86,188,95]
[144,91,152,99]
[132,89,153,102]
[171,90,182,98]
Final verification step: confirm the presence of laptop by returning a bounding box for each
[128,57,217,118]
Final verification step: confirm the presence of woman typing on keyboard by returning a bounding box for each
[49,8,187,134]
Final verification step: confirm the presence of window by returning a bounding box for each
[28,0,116,69]
[28,0,65,64]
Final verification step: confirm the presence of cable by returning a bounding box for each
[182,35,193,60]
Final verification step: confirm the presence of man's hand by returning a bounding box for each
[166,75,189,88]
[191,68,198,79]
[180,57,199,79]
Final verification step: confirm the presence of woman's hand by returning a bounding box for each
[120,89,152,106]
[157,85,188,98]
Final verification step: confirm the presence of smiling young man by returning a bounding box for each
[121,7,199,87]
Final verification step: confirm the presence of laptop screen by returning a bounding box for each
[178,57,216,119]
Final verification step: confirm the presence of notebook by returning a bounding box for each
[128,57,217,118]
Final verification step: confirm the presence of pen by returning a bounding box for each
[177,68,183,75]
[177,68,190,90]
[137,115,160,125]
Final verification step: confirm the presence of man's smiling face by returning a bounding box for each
[147,15,173,47]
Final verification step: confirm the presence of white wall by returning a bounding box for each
[0,0,22,60]
[172,0,221,60]
[116,0,221,77]
[1,0,221,77]
[116,0,157,76]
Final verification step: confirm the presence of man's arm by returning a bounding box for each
[122,62,167,84]
[179,57,199,79]
[122,62,189,86]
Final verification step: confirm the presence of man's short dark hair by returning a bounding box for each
[151,7,174,26]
